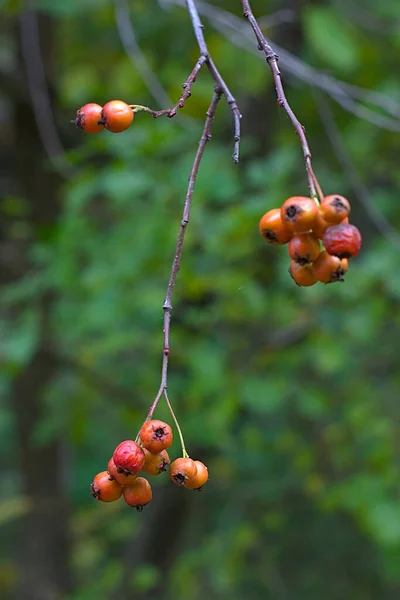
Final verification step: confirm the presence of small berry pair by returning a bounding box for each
[259,194,362,287]
[170,457,209,490]
[73,100,134,134]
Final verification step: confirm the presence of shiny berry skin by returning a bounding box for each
[320,195,351,224]
[139,420,173,454]
[100,100,134,133]
[112,440,145,475]
[91,471,123,502]
[185,461,209,490]
[280,196,319,233]
[313,251,348,283]
[289,261,317,287]
[123,477,153,511]
[288,233,320,265]
[170,457,198,486]
[107,457,138,485]
[259,209,292,245]
[142,449,170,476]
[323,223,362,259]
[74,103,104,134]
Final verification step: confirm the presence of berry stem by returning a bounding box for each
[241,0,320,198]
[164,390,189,459]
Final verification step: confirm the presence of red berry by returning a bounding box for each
[107,457,138,485]
[313,251,349,283]
[320,195,351,224]
[185,461,209,490]
[288,233,320,265]
[73,103,104,134]
[170,457,198,486]
[280,197,319,233]
[139,420,173,454]
[142,449,170,476]
[123,477,153,511]
[288,261,317,287]
[101,100,134,133]
[259,208,292,245]
[112,440,145,475]
[91,471,123,502]
[323,223,362,259]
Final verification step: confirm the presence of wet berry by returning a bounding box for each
[170,457,198,486]
[112,440,145,475]
[259,208,292,245]
[288,233,320,265]
[123,477,153,511]
[185,461,209,490]
[289,261,317,287]
[313,251,349,283]
[139,420,173,454]
[142,449,170,476]
[100,100,134,133]
[280,196,319,233]
[73,103,104,134]
[323,223,362,259]
[91,471,123,502]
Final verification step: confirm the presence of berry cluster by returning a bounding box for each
[91,419,209,511]
[259,195,362,286]
[73,100,134,134]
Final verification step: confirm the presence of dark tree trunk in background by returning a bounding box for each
[1,12,71,600]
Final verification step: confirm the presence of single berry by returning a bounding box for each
[100,100,134,133]
[259,208,292,245]
[142,448,170,476]
[139,420,173,454]
[185,461,209,490]
[107,457,138,485]
[320,195,351,224]
[289,261,317,287]
[112,440,145,475]
[73,103,104,134]
[170,457,198,487]
[91,471,123,502]
[123,477,153,511]
[313,251,349,283]
[323,223,362,259]
[288,233,320,265]
[280,196,319,233]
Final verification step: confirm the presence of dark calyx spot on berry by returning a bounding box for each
[173,473,186,485]
[153,427,166,440]
[159,460,169,473]
[90,485,99,499]
[264,230,278,243]
[108,474,114,481]
[332,197,345,210]
[194,486,203,492]
[136,505,144,512]
[286,205,299,219]
[330,268,346,283]
[74,113,84,129]
[97,118,106,125]
[336,251,351,259]
[295,253,311,266]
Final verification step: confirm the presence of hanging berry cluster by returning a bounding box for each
[91,419,209,511]
[259,195,362,286]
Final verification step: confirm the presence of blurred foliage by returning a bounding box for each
[1,0,400,599]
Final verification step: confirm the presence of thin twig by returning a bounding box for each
[146,91,221,421]
[315,93,400,249]
[241,0,317,198]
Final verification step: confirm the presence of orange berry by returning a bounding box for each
[139,420,173,454]
[320,195,351,224]
[313,251,349,283]
[123,477,152,511]
[280,196,319,233]
[289,261,317,287]
[100,100,134,133]
[91,471,123,502]
[107,457,138,485]
[288,233,320,265]
[323,223,362,259]
[170,457,198,486]
[185,461,209,490]
[259,208,292,245]
[142,449,170,476]
[73,103,104,134]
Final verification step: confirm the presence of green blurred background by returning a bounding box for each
[1,0,400,598]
